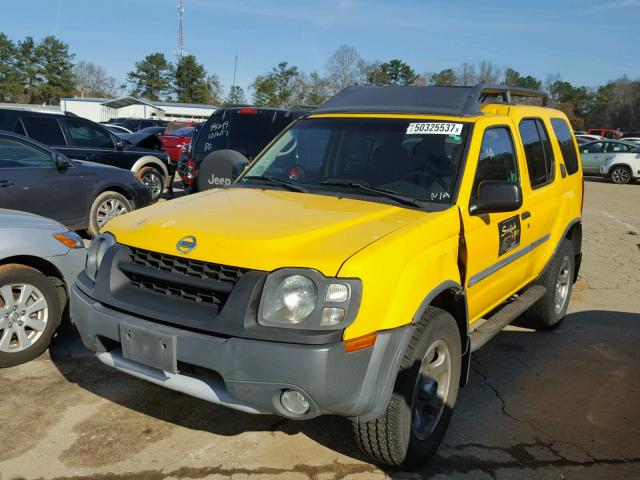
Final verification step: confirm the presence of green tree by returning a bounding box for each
[0,33,21,102]
[430,69,458,86]
[251,61,300,107]
[225,85,246,105]
[33,36,75,104]
[127,53,174,101]
[175,54,211,103]
[366,59,417,86]
[549,80,592,117]
[503,68,542,90]
[14,36,40,103]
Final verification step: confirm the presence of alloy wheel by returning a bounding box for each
[96,198,128,228]
[554,256,571,314]
[141,171,163,199]
[611,167,631,184]
[0,283,49,353]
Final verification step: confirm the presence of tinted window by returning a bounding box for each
[21,116,66,145]
[472,127,519,200]
[519,118,555,188]
[13,120,26,136]
[0,138,55,168]
[550,118,580,175]
[605,142,631,153]
[169,127,194,137]
[583,142,604,154]
[65,118,114,148]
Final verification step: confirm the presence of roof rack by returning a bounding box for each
[313,84,550,116]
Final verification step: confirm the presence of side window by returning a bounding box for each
[606,142,630,153]
[550,118,580,175]
[65,118,114,149]
[13,121,26,136]
[583,142,604,154]
[21,116,66,145]
[519,118,555,189]
[472,127,519,200]
[0,138,55,168]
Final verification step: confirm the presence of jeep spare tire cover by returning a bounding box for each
[197,149,250,191]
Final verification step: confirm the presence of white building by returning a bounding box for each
[59,96,217,123]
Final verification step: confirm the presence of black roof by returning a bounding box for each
[313,84,549,117]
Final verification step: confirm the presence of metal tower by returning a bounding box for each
[177,0,185,60]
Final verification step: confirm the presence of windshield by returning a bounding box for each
[239,117,471,207]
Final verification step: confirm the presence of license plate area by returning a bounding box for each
[119,322,178,374]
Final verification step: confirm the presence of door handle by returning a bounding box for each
[0,180,15,187]
[521,211,531,220]
[85,154,96,161]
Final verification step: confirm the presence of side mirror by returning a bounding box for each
[116,139,125,150]
[54,154,70,169]
[470,181,522,215]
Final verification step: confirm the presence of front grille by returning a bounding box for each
[122,247,249,306]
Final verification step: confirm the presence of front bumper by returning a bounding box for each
[70,284,412,420]
[131,183,153,208]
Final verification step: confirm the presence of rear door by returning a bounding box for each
[0,136,85,226]
[580,141,605,174]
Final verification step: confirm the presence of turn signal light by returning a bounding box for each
[53,232,84,249]
[344,332,377,352]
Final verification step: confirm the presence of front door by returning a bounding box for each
[458,123,531,325]
[580,141,605,174]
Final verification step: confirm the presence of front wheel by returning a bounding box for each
[353,306,461,469]
[0,265,62,367]
[88,191,132,237]
[610,165,631,184]
[138,166,165,201]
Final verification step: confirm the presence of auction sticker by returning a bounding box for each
[406,122,463,135]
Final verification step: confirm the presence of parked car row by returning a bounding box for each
[580,139,640,184]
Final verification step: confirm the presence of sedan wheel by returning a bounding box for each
[0,283,49,353]
[611,166,631,184]
[96,198,129,228]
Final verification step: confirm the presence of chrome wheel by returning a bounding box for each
[411,339,452,440]
[0,283,49,353]
[611,167,631,184]
[141,171,163,199]
[96,198,128,228]
[554,256,571,314]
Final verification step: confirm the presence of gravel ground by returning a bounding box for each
[1,178,639,480]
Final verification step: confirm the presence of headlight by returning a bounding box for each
[258,269,361,330]
[85,233,116,282]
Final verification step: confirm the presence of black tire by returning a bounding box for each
[524,239,575,329]
[87,190,132,237]
[610,165,632,184]
[138,165,165,201]
[0,265,62,368]
[353,306,461,469]
[196,149,249,192]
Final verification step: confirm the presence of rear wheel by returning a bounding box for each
[138,166,165,201]
[88,191,132,237]
[0,265,61,368]
[353,306,461,468]
[610,165,631,184]
[524,239,575,329]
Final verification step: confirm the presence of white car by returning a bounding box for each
[576,134,603,144]
[580,140,640,184]
[621,137,640,144]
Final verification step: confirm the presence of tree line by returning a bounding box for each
[1,34,638,131]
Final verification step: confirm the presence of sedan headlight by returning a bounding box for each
[258,269,361,330]
[85,233,116,282]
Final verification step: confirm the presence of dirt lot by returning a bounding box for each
[1,178,639,480]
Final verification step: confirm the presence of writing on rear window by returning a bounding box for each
[406,122,463,135]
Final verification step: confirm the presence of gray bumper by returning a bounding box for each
[70,284,412,420]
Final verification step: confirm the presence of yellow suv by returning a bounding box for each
[71,85,583,469]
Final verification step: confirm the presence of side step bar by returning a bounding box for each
[470,285,546,352]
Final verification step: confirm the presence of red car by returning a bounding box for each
[587,128,623,139]
[158,126,196,162]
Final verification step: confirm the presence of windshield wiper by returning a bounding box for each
[242,175,307,193]
[318,180,422,208]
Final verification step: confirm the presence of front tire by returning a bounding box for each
[353,306,461,469]
[524,239,575,329]
[138,166,165,201]
[610,165,631,184]
[88,191,132,237]
[0,265,62,368]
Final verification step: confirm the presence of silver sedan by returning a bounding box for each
[0,209,86,367]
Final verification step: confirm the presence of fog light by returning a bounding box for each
[321,307,345,326]
[280,390,310,415]
[326,283,350,303]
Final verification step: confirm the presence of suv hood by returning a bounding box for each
[105,188,427,275]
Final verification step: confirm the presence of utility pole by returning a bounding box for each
[177,0,185,60]
[232,55,238,90]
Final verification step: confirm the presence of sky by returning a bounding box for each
[2,0,639,98]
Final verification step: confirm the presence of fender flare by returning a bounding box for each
[130,156,169,184]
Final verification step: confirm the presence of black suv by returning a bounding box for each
[0,131,151,235]
[0,109,171,201]
[178,107,309,193]
[103,118,169,133]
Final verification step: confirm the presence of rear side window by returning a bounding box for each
[472,126,519,200]
[550,119,580,175]
[65,118,114,148]
[13,121,26,136]
[519,118,555,188]
[21,116,66,145]
[606,142,632,153]
[0,138,55,168]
